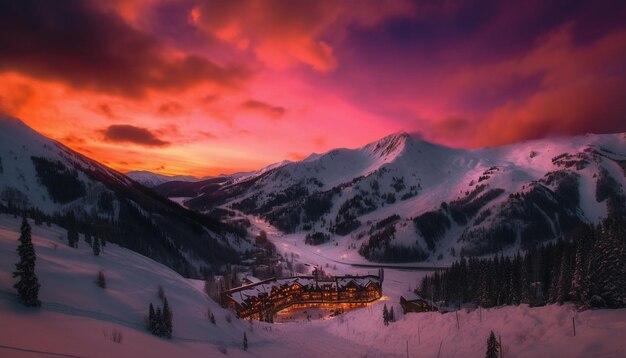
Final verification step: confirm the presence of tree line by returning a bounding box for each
[418,218,625,309]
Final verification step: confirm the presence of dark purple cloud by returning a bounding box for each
[102,125,169,147]
[0,0,251,97]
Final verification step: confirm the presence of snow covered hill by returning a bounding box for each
[0,116,245,278]
[163,131,626,263]
[1,214,625,358]
[126,171,204,188]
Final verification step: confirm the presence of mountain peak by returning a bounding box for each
[365,131,412,157]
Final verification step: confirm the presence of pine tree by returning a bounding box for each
[556,250,572,304]
[67,227,79,248]
[485,330,499,358]
[92,237,101,256]
[589,221,625,307]
[389,306,395,323]
[148,303,156,333]
[243,332,248,351]
[163,297,173,338]
[96,271,106,288]
[570,238,590,307]
[13,216,41,307]
[155,307,164,336]
[478,264,492,308]
[383,304,390,325]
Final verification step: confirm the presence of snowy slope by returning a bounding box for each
[126,171,204,188]
[1,214,625,358]
[171,131,626,263]
[0,116,132,214]
[0,116,246,278]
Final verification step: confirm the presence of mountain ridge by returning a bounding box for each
[0,116,244,278]
[155,129,626,263]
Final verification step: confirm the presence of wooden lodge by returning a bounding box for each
[222,274,383,319]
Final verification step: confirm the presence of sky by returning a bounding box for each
[1,0,625,177]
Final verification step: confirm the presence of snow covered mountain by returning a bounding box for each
[126,171,203,188]
[161,131,626,263]
[0,116,245,278]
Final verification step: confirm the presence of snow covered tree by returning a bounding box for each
[485,330,499,358]
[243,332,248,351]
[13,216,41,307]
[92,236,101,256]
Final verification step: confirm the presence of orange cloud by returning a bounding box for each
[189,0,413,71]
[240,100,285,119]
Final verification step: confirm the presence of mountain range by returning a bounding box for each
[153,131,626,263]
[2,116,626,268]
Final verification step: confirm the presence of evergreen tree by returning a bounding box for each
[148,303,156,333]
[383,304,389,326]
[67,227,79,248]
[570,237,590,308]
[96,271,106,288]
[13,216,41,307]
[84,232,92,246]
[589,221,625,307]
[243,332,248,351]
[520,257,531,305]
[155,307,164,336]
[163,297,173,338]
[485,330,499,358]
[92,237,101,256]
[389,306,395,323]
[478,264,492,308]
[556,249,572,304]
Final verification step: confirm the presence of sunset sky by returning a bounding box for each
[1,0,625,177]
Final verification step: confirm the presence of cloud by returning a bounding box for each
[61,134,87,145]
[190,0,413,71]
[95,104,117,119]
[287,152,307,161]
[0,0,251,97]
[241,100,286,119]
[0,83,34,116]
[453,26,626,146]
[101,124,170,147]
[157,101,185,116]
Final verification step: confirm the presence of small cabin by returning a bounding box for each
[400,294,434,313]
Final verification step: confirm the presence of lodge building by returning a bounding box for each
[222,273,383,319]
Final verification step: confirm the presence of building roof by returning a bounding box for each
[224,274,381,306]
